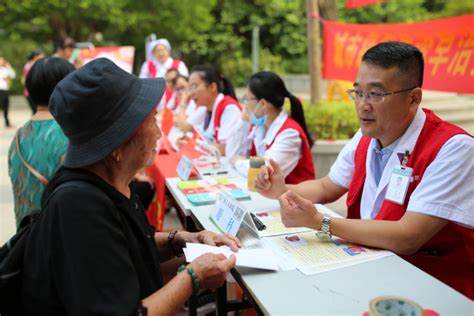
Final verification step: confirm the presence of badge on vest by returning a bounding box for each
[386,151,412,205]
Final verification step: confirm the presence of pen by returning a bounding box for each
[250,212,266,231]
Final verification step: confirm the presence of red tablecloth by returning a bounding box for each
[145,135,201,230]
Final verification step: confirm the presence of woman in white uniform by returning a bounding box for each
[228,71,316,184]
[187,65,242,155]
[139,38,188,79]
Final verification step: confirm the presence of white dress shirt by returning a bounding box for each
[230,111,303,178]
[186,101,207,129]
[197,93,241,144]
[328,107,474,227]
[0,66,16,90]
[139,57,189,78]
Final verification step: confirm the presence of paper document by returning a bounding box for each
[252,210,313,237]
[183,243,279,271]
[266,231,393,275]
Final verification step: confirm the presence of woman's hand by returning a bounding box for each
[188,253,236,290]
[241,104,251,122]
[254,159,287,199]
[176,136,190,149]
[176,231,241,252]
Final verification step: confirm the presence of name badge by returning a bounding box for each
[210,191,246,236]
[176,155,193,181]
[385,166,412,205]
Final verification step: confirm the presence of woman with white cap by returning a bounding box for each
[139,38,189,78]
[21,58,239,315]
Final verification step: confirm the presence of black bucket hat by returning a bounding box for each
[50,58,165,168]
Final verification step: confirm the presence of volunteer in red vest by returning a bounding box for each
[139,38,188,78]
[254,42,473,299]
[228,71,315,184]
[171,74,207,131]
[188,65,241,155]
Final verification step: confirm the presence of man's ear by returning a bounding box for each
[409,87,422,108]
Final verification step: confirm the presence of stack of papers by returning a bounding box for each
[183,243,279,271]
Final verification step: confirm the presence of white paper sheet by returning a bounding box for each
[183,243,279,271]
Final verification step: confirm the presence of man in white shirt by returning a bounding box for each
[254,42,473,298]
[0,57,16,127]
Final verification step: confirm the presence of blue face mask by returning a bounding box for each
[250,103,267,126]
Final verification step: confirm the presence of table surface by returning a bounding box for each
[165,175,473,315]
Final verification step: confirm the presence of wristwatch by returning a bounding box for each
[316,215,332,240]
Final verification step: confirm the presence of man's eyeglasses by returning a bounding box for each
[346,87,417,103]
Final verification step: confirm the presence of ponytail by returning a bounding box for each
[221,76,237,100]
[191,64,236,99]
[287,92,314,148]
[248,71,314,148]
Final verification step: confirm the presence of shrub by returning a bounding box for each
[296,100,359,140]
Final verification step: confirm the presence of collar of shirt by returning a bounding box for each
[202,93,224,140]
[260,110,288,146]
[362,106,427,219]
[155,57,173,68]
[369,107,426,166]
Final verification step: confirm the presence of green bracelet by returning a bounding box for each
[178,264,200,294]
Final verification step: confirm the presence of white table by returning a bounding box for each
[166,176,473,315]
[165,173,278,230]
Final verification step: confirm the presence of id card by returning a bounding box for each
[385,166,412,205]
[176,155,193,181]
[209,191,246,236]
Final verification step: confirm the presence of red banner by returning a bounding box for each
[322,14,474,94]
[346,0,383,9]
[77,46,135,73]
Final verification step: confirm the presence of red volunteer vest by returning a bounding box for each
[147,59,182,78]
[212,95,242,143]
[346,108,473,299]
[250,117,316,184]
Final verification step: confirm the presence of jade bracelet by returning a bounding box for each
[178,264,200,294]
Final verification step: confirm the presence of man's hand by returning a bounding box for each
[278,190,323,229]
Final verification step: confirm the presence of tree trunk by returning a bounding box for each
[319,0,338,20]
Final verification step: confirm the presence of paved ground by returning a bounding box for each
[0,100,30,243]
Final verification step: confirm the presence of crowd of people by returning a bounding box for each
[1,37,472,315]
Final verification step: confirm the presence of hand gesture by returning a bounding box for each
[278,190,322,229]
[254,159,286,199]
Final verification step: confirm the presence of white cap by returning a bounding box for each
[152,38,171,52]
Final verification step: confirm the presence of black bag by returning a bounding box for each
[0,211,40,316]
[0,181,85,315]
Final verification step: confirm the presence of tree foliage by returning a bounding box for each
[0,0,472,93]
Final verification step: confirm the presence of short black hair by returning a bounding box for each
[362,41,424,87]
[26,49,43,61]
[25,57,75,106]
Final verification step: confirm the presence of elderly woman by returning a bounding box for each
[21,58,239,315]
[139,38,188,78]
